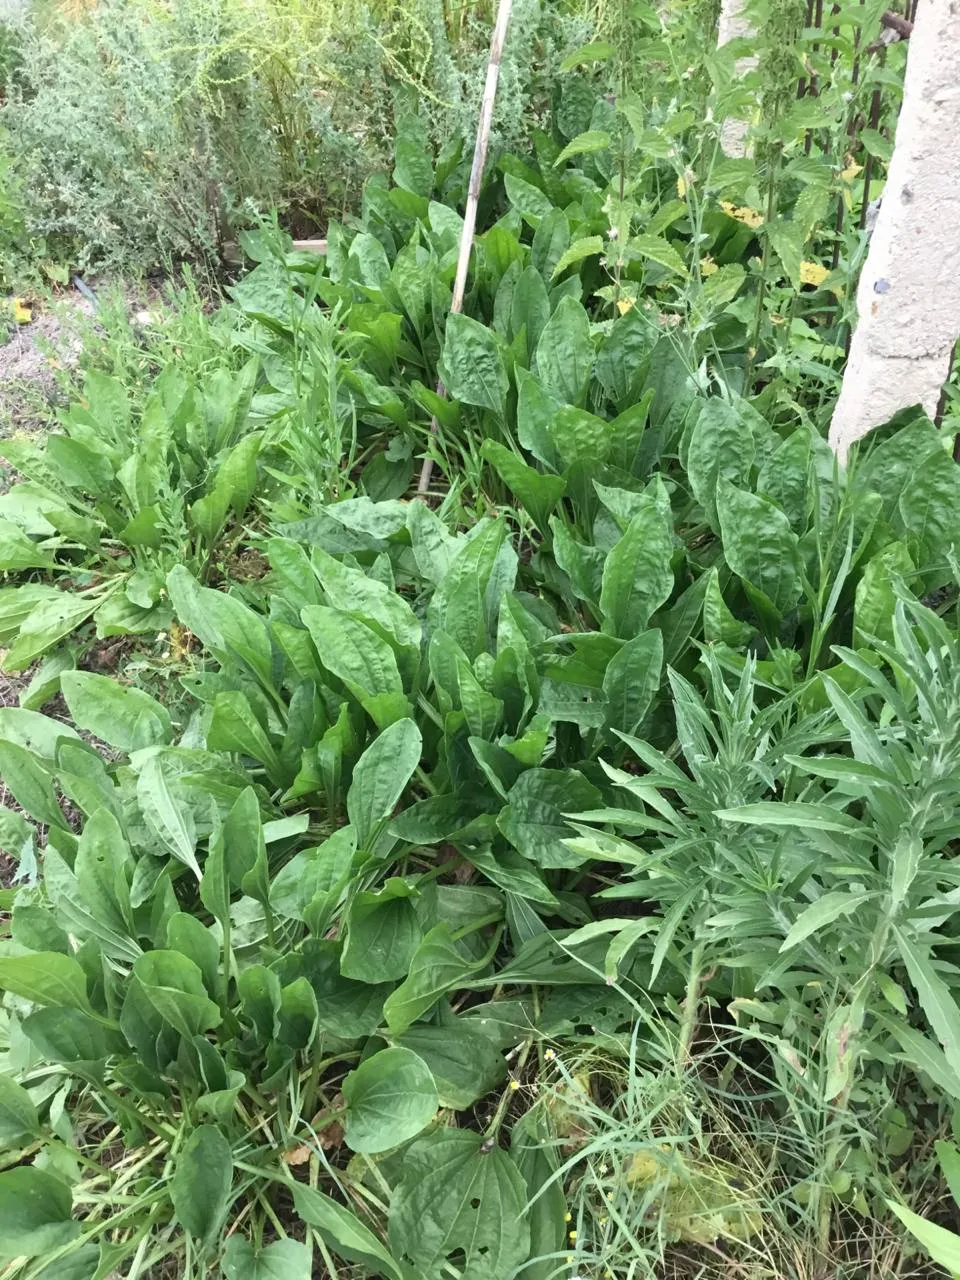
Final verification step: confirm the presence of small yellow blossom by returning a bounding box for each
[564,1212,572,1223]
[544,1048,556,1061]
[841,156,863,182]
[509,1079,520,1091]
[770,313,786,326]
[568,1230,577,1242]
[616,297,635,316]
[799,260,830,288]
[676,175,687,199]
[12,298,31,325]
[700,255,719,277]
[719,199,763,229]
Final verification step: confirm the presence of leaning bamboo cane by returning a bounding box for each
[416,0,514,498]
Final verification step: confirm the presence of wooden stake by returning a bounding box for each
[416,0,514,498]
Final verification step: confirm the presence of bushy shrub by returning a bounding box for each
[2,0,599,276]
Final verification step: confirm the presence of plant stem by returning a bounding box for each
[676,939,705,1066]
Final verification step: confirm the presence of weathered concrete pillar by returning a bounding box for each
[717,0,758,157]
[829,0,960,456]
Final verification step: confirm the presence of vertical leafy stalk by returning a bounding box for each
[745,0,808,389]
[417,0,514,496]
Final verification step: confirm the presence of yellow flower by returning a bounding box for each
[841,156,863,182]
[509,1079,520,1091]
[719,200,763,228]
[568,1230,577,1242]
[799,260,829,287]
[616,297,635,316]
[676,175,687,199]
[700,255,718,277]
[564,1212,572,1223]
[12,298,31,325]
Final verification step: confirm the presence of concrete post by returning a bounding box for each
[717,0,758,157]
[829,0,960,456]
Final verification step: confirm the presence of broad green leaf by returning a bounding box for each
[481,441,566,534]
[302,606,407,727]
[558,39,615,70]
[0,1167,78,1261]
[137,755,201,878]
[854,542,914,646]
[170,1125,234,1252]
[74,808,136,941]
[392,1023,506,1109]
[898,445,960,568]
[393,113,433,197]
[208,691,283,782]
[0,518,54,572]
[342,878,422,984]
[686,399,753,531]
[60,671,171,752]
[0,1075,40,1146]
[702,566,753,646]
[0,952,92,1014]
[0,741,66,829]
[438,313,508,417]
[716,479,802,618]
[22,1008,119,1064]
[498,768,601,869]
[779,892,870,952]
[887,1200,960,1275]
[630,232,687,278]
[166,568,274,691]
[428,519,511,660]
[554,129,611,166]
[765,217,804,289]
[4,593,99,672]
[509,266,551,356]
[861,127,892,161]
[529,203,567,280]
[596,307,657,410]
[388,1129,530,1279]
[342,1045,439,1153]
[292,1184,404,1280]
[602,629,662,736]
[133,951,221,1039]
[599,497,674,638]
[309,545,421,675]
[535,296,594,405]
[384,923,493,1034]
[221,1236,311,1280]
[217,432,263,518]
[756,426,811,533]
[346,718,422,851]
[548,405,611,470]
[503,172,553,220]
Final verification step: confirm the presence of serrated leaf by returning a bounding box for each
[630,233,687,278]
[554,130,611,166]
[551,235,605,279]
